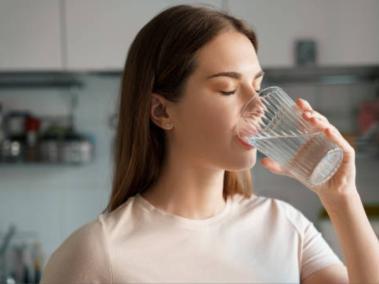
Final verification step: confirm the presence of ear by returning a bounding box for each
[150,93,175,130]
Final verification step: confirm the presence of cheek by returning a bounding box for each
[205,105,259,170]
[177,108,226,153]
[173,86,257,169]
[194,100,236,144]
[181,99,257,169]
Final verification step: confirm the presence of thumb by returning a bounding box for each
[260,158,288,176]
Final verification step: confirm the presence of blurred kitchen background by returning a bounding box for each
[0,0,378,283]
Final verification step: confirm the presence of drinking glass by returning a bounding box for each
[236,86,343,187]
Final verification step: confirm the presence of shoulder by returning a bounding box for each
[231,192,299,214]
[40,216,112,284]
[54,216,108,258]
[231,193,310,234]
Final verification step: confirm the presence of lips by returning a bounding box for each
[237,136,254,150]
[235,116,261,150]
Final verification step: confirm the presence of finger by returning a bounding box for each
[303,112,354,157]
[303,111,330,131]
[260,158,287,176]
[296,98,313,112]
[323,126,355,157]
[301,111,353,155]
[303,110,329,124]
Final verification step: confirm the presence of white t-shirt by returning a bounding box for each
[41,193,345,283]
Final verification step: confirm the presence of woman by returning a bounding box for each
[41,5,379,284]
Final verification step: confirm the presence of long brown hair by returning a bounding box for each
[104,5,258,213]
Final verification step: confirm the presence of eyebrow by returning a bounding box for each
[206,70,265,80]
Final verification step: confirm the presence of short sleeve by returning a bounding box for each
[278,200,346,281]
[40,216,112,284]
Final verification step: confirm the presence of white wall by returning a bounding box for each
[228,0,379,66]
[1,0,379,70]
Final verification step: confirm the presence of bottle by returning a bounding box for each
[32,242,43,284]
[21,242,33,284]
[25,115,41,162]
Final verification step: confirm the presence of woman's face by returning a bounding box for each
[168,30,264,171]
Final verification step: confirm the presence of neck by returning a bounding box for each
[141,146,227,219]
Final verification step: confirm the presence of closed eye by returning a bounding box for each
[220,89,261,96]
[220,90,237,96]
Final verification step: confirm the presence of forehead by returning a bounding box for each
[194,31,261,77]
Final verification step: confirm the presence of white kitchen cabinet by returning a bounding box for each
[65,0,223,71]
[4,0,375,71]
[227,0,379,67]
[0,0,62,71]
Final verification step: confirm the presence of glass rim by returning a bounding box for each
[260,86,283,97]
[240,85,284,116]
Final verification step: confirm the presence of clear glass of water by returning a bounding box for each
[236,86,344,187]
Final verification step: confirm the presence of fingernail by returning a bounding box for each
[301,98,311,106]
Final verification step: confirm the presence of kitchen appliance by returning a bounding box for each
[60,132,94,164]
